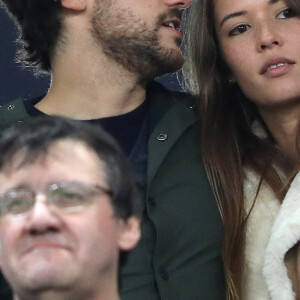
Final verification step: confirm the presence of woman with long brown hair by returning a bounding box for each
[183,0,300,299]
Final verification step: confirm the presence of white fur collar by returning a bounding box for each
[243,169,280,300]
[263,172,300,299]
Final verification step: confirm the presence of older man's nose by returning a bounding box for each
[24,196,63,235]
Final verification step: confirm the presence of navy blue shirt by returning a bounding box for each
[24,95,149,186]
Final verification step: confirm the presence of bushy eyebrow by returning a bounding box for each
[219,0,281,28]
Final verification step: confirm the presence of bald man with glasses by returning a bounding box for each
[0,117,142,300]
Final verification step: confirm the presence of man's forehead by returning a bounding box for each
[0,140,106,191]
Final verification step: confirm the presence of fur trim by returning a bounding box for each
[243,169,280,300]
[263,172,300,300]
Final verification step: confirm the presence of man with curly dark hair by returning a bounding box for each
[0,0,225,299]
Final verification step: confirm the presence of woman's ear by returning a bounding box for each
[60,0,86,11]
[117,217,141,251]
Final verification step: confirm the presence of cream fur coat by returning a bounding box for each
[243,169,300,299]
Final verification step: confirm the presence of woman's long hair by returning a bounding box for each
[182,0,300,298]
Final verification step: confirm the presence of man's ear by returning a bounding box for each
[117,217,141,251]
[61,0,86,11]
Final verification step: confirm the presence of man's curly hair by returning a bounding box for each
[1,0,62,72]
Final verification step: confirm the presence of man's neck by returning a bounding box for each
[35,43,148,120]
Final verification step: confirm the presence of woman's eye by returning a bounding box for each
[277,8,297,19]
[229,24,250,36]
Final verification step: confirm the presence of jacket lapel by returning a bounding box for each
[0,98,31,130]
[147,82,198,186]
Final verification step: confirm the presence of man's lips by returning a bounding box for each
[26,242,68,251]
[162,18,181,31]
[158,9,182,31]
[260,57,295,75]
[19,235,74,254]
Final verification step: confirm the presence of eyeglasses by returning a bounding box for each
[0,181,112,218]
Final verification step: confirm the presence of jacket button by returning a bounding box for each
[188,103,196,110]
[7,105,14,110]
[160,270,169,281]
[148,197,156,207]
[157,133,168,141]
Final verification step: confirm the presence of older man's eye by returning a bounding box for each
[55,190,83,198]
[229,24,250,36]
[6,197,32,214]
[52,189,84,201]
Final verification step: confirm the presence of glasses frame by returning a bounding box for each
[0,181,113,219]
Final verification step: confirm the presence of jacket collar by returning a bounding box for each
[147,81,198,186]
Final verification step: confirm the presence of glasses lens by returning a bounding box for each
[0,182,109,217]
[2,191,34,216]
[49,182,94,211]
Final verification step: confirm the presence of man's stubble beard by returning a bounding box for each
[91,1,184,81]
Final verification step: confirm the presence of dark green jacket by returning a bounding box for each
[0,82,225,299]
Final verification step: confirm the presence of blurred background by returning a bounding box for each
[0,8,183,105]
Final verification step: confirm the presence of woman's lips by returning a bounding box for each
[260,57,295,76]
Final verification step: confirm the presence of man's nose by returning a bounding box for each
[165,0,193,9]
[24,195,63,234]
